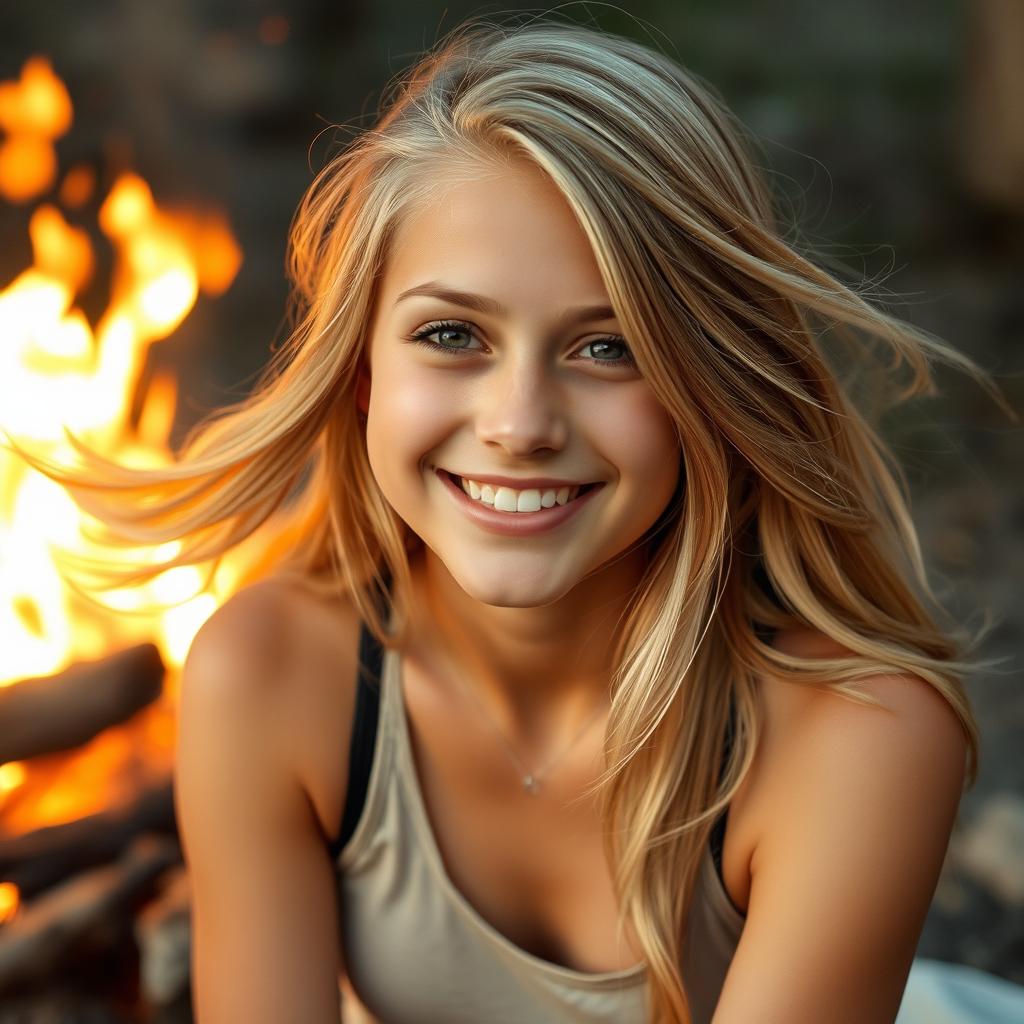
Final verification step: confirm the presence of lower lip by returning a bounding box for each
[434,469,605,538]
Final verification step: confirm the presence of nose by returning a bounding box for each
[472,352,570,456]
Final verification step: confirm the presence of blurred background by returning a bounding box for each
[0,1,1020,1020]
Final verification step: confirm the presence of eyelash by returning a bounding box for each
[407,319,635,368]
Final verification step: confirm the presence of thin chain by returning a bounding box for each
[438,644,609,795]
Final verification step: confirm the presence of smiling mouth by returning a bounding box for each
[440,468,601,498]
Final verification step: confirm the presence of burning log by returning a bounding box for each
[0,778,176,898]
[0,832,181,994]
[0,643,165,765]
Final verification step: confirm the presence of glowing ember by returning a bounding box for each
[0,881,19,923]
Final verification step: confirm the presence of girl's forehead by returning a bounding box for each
[381,165,607,309]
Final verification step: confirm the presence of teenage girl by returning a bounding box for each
[12,15,1009,1024]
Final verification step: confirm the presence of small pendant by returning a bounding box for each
[523,773,540,794]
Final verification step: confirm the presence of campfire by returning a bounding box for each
[1,55,249,1018]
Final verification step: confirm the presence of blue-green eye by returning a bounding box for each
[578,337,634,365]
[407,319,635,367]
[409,320,481,354]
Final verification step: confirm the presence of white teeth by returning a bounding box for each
[457,475,581,512]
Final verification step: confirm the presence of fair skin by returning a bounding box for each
[355,154,680,748]
[176,152,968,1023]
[352,155,967,1020]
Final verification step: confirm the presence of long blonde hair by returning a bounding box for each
[5,14,1013,1022]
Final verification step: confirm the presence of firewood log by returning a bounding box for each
[0,779,177,898]
[0,644,165,765]
[0,833,181,994]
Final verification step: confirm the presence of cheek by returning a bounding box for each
[597,392,680,489]
[365,367,453,477]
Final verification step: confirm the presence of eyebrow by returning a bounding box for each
[394,281,617,330]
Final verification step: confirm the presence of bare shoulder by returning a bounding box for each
[175,575,362,1019]
[756,624,969,760]
[713,624,969,1022]
[182,574,365,844]
[185,574,361,703]
[742,625,968,841]
[183,576,303,684]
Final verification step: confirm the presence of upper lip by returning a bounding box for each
[437,468,600,489]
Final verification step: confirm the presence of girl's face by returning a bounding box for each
[361,156,681,608]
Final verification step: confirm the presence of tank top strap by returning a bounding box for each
[330,563,740,893]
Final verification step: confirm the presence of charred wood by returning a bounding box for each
[0,780,177,898]
[0,645,165,765]
[0,833,181,995]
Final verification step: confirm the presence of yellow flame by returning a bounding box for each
[0,762,27,792]
[30,203,94,294]
[0,882,19,924]
[0,59,249,832]
[0,56,73,137]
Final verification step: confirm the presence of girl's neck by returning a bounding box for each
[402,544,647,742]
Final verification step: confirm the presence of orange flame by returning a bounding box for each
[0,58,250,848]
[0,881,19,924]
[0,56,72,203]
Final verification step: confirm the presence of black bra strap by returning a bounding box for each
[708,694,737,881]
[328,619,384,859]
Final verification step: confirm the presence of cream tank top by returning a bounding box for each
[328,611,747,1023]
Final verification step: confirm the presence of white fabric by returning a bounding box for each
[896,958,1024,1024]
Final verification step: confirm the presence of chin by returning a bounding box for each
[437,551,579,609]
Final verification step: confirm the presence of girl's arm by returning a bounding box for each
[174,585,343,1023]
[712,665,967,1023]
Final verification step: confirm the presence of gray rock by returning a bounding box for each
[954,793,1024,907]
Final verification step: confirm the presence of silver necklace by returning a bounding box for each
[439,648,609,795]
